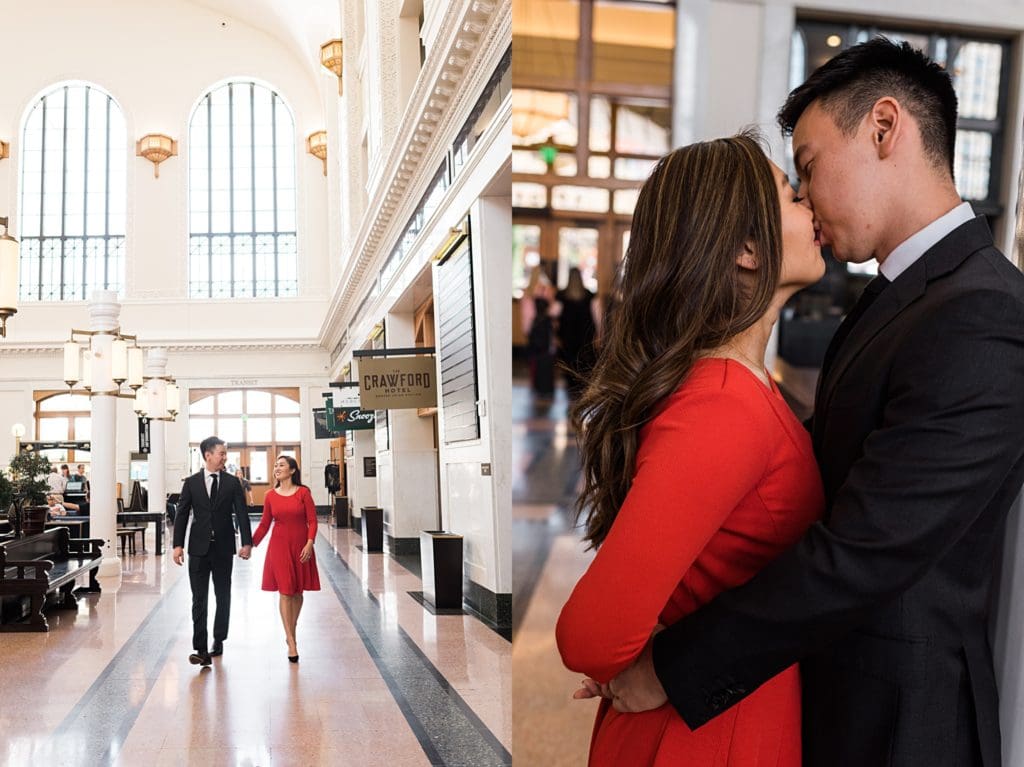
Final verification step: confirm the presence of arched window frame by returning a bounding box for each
[187,79,299,299]
[18,81,127,301]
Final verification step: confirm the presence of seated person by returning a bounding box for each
[45,494,79,520]
[64,479,90,515]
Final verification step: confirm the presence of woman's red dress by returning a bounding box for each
[252,485,321,595]
[557,358,825,766]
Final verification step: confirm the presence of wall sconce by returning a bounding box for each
[0,141,9,161]
[136,133,177,178]
[307,131,328,176]
[320,39,343,95]
[0,217,19,338]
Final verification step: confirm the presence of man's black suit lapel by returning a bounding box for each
[813,216,994,449]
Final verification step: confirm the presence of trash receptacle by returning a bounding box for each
[361,506,383,552]
[420,531,463,609]
[333,496,349,528]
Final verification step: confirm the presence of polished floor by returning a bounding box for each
[511,376,599,767]
[0,518,511,767]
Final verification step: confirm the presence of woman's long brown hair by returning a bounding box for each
[572,131,783,549]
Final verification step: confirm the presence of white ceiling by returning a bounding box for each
[188,0,342,76]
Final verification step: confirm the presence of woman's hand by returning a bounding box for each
[299,541,314,563]
[573,678,612,700]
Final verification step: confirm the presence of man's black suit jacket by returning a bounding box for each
[172,470,253,557]
[651,217,1024,767]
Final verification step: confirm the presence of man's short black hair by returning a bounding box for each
[778,36,958,175]
[200,436,225,458]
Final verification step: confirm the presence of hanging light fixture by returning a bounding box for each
[511,91,571,145]
[0,216,19,338]
[61,328,178,421]
[320,39,344,95]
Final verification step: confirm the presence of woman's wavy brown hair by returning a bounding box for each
[572,130,783,549]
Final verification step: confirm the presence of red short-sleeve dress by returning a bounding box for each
[252,485,321,595]
[557,358,825,766]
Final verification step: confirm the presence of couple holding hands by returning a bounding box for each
[172,436,321,666]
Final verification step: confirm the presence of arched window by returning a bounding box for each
[34,391,92,467]
[19,82,127,301]
[188,81,297,298]
[186,388,301,502]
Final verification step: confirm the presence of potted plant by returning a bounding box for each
[0,471,13,526]
[7,451,51,537]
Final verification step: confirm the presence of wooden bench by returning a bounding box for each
[116,526,146,556]
[0,527,102,632]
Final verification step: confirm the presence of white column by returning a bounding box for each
[379,312,440,550]
[145,348,168,521]
[88,290,121,577]
[673,0,712,146]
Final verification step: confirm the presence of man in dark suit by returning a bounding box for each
[591,39,1024,766]
[173,436,253,666]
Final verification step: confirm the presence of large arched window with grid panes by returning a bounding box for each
[186,388,301,505]
[188,80,298,298]
[34,391,92,467]
[19,82,127,301]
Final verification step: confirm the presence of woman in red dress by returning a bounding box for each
[252,455,321,662]
[556,132,827,766]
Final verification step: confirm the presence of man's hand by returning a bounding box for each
[172,546,184,566]
[608,640,669,713]
[238,545,252,560]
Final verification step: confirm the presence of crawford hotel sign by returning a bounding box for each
[358,356,438,410]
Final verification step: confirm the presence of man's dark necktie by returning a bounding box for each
[210,473,219,504]
[820,274,891,382]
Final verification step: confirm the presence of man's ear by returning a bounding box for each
[870,96,901,160]
[736,241,758,271]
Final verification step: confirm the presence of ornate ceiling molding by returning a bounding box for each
[0,341,327,356]
[321,0,509,351]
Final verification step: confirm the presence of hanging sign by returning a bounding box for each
[334,406,376,431]
[358,356,437,409]
[313,407,377,438]
[138,417,151,454]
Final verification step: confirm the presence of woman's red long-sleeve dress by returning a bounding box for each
[557,358,824,766]
[252,485,321,595]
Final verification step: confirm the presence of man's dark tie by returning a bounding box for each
[209,472,219,504]
[820,274,891,381]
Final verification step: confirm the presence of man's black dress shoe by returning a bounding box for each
[211,641,224,656]
[189,651,212,666]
